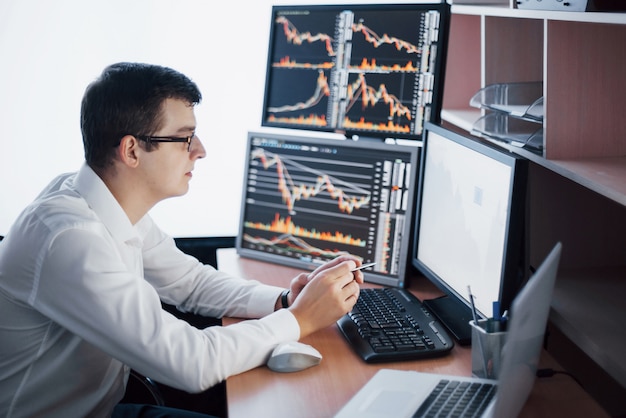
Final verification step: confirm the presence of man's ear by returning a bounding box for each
[117,135,140,168]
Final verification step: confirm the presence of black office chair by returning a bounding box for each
[125,370,165,406]
[174,236,236,270]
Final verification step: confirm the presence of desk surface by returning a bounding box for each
[218,249,608,418]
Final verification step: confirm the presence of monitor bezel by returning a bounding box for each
[412,122,529,324]
[236,130,420,288]
[260,3,451,142]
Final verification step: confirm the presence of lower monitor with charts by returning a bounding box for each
[412,122,529,344]
[236,130,420,287]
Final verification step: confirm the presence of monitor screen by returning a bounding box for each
[260,3,450,141]
[236,131,420,287]
[412,123,529,344]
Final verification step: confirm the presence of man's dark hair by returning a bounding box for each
[81,62,202,171]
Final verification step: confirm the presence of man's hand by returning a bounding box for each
[287,255,364,338]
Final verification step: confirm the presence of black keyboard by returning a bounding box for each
[413,379,496,418]
[337,288,454,362]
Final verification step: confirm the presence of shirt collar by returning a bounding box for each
[74,163,142,246]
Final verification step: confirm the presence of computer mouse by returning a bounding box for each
[266,341,322,373]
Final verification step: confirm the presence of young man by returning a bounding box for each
[0,62,364,417]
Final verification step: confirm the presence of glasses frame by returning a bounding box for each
[135,134,194,152]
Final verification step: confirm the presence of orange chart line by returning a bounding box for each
[267,70,330,114]
[275,16,421,57]
[252,148,370,214]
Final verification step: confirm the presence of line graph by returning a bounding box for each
[266,70,412,133]
[267,70,330,114]
[275,15,335,57]
[346,73,412,121]
[251,147,371,214]
[264,6,446,137]
[352,21,421,55]
[239,133,419,278]
[275,16,422,60]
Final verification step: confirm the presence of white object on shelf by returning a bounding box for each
[470,82,544,122]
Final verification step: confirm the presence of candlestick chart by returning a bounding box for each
[238,135,418,279]
[262,5,447,139]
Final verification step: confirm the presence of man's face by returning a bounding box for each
[139,98,205,202]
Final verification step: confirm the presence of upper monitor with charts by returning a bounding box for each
[236,131,420,287]
[260,3,450,141]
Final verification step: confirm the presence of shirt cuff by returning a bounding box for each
[259,307,301,341]
[246,284,285,318]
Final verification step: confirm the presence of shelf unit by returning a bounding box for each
[443,5,626,203]
[440,4,626,414]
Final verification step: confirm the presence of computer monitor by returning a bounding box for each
[236,131,420,287]
[412,122,529,344]
[260,3,450,141]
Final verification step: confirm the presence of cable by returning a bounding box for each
[536,368,583,387]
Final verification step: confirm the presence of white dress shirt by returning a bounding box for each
[0,164,300,418]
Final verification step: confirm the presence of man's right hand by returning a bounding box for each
[287,255,363,338]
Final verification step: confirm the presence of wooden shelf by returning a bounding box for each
[451,4,626,24]
[440,109,479,132]
[442,110,626,206]
[550,266,626,389]
[547,157,626,206]
[443,7,626,171]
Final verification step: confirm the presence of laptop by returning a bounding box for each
[335,242,562,418]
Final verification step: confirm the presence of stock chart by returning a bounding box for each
[239,135,416,275]
[263,6,446,139]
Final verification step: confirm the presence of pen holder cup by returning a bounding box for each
[470,319,507,380]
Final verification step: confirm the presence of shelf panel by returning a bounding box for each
[441,109,480,132]
[442,13,482,109]
[549,157,626,206]
[484,16,543,84]
[452,4,626,24]
[550,266,626,389]
[442,110,626,206]
[545,20,626,160]
[519,151,626,206]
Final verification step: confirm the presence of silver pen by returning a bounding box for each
[351,262,376,272]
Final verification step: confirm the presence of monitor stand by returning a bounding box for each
[423,296,474,346]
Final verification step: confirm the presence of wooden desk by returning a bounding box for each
[218,249,608,418]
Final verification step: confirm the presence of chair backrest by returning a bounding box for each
[123,370,165,406]
[174,236,235,268]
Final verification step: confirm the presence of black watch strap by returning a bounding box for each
[281,289,290,309]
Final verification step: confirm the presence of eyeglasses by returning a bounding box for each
[135,134,195,152]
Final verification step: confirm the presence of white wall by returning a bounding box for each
[0,0,425,237]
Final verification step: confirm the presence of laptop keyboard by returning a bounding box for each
[337,288,454,362]
[412,379,496,418]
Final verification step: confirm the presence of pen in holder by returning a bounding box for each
[467,286,507,380]
[469,318,507,379]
